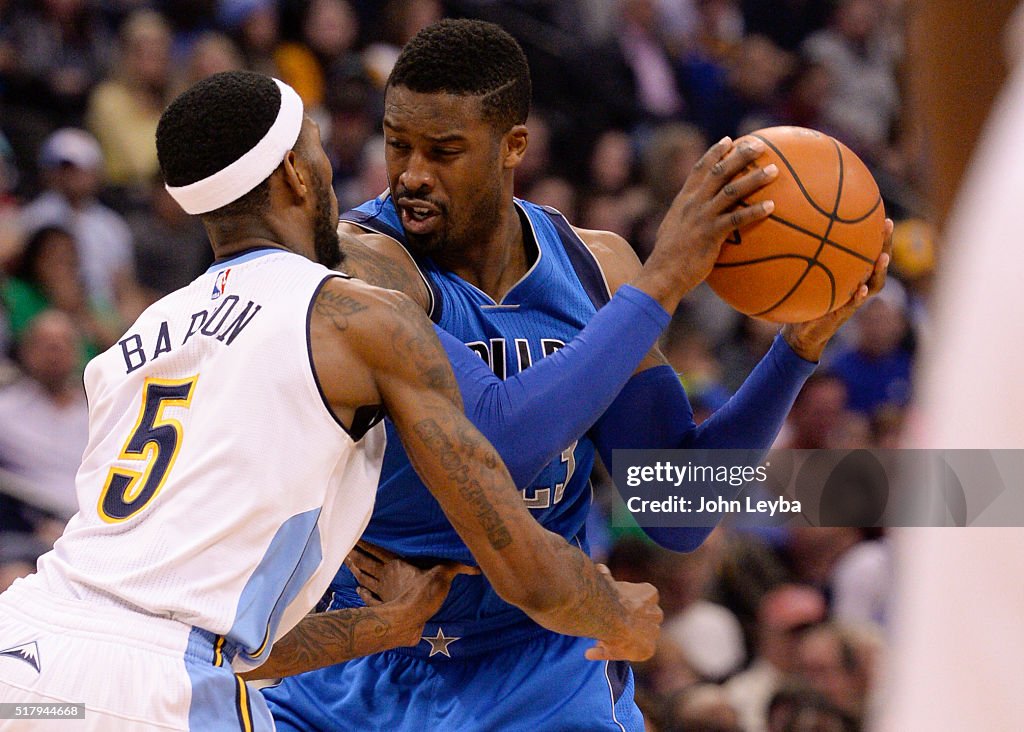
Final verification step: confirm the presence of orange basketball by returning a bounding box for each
[706,126,886,323]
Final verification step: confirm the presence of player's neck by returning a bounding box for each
[204,216,311,263]
[440,203,530,301]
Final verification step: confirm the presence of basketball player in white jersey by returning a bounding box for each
[0,71,661,730]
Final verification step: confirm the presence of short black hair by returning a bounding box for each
[387,19,531,131]
[156,70,283,219]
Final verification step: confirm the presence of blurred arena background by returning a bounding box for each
[0,1,1017,730]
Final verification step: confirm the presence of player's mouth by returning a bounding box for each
[398,200,443,236]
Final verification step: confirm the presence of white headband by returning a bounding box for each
[166,78,304,215]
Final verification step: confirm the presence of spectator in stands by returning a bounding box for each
[20,128,138,315]
[693,33,793,142]
[323,75,377,197]
[363,0,443,88]
[725,584,827,732]
[219,0,282,78]
[801,0,901,160]
[125,177,212,301]
[767,683,857,732]
[779,372,849,449]
[0,225,121,361]
[796,622,882,726]
[336,135,388,212]
[0,0,113,135]
[661,683,743,732]
[635,122,710,261]
[783,528,863,589]
[85,9,173,191]
[612,0,688,122]
[275,0,362,114]
[827,528,892,626]
[0,310,88,524]
[176,31,245,96]
[589,129,637,196]
[513,112,553,196]
[828,279,914,420]
[741,0,831,53]
[717,316,779,391]
[524,176,578,220]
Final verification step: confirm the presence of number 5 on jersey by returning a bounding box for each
[98,376,198,523]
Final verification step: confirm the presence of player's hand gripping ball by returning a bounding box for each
[706,126,886,323]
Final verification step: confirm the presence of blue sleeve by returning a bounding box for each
[592,333,817,551]
[439,285,670,487]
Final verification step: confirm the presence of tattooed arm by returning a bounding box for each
[240,606,403,681]
[309,277,662,661]
[241,548,469,681]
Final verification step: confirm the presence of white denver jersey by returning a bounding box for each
[29,248,384,672]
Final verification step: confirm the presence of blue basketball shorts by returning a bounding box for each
[264,631,643,731]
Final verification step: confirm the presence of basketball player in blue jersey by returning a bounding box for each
[0,71,674,730]
[263,20,892,732]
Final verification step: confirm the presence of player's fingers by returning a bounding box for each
[346,550,381,575]
[344,556,380,590]
[865,219,894,296]
[354,540,398,563]
[713,199,775,238]
[356,586,383,607]
[708,163,778,214]
[450,562,481,577]
[688,136,733,184]
[697,138,766,199]
[585,643,612,661]
[830,282,871,323]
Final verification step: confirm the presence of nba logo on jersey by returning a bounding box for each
[211,268,231,300]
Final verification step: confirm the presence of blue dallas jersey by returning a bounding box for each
[330,193,612,652]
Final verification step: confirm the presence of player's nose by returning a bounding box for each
[399,150,435,193]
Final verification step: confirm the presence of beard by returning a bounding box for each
[312,170,343,269]
[395,184,503,261]
[403,224,447,259]
[394,188,450,258]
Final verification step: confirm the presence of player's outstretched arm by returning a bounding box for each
[241,547,474,681]
[589,224,893,551]
[240,552,468,680]
[310,277,662,660]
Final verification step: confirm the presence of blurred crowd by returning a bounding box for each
[0,1,933,730]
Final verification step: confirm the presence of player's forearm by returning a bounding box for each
[510,533,636,642]
[438,285,670,487]
[239,604,419,681]
[401,406,634,643]
[592,335,815,551]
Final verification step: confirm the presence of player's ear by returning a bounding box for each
[280,148,310,202]
[502,125,529,169]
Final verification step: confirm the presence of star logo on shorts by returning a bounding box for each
[421,628,460,658]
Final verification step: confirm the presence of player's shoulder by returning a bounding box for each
[318,272,409,312]
[335,225,432,312]
[338,221,398,249]
[316,275,427,337]
[569,225,642,291]
[312,275,435,391]
[570,226,635,260]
